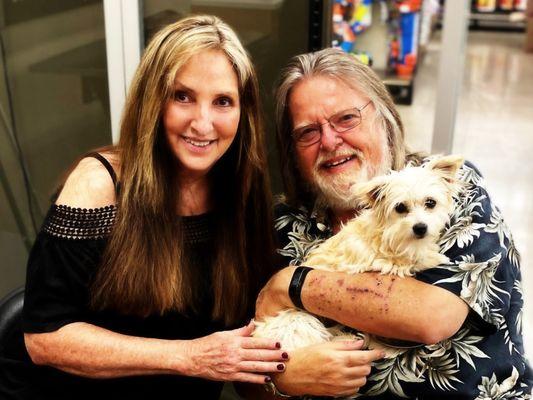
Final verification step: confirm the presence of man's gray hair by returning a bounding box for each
[274,47,408,206]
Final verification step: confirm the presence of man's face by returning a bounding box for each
[289,75,392,210]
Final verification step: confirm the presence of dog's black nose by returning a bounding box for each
[413,223,427,238]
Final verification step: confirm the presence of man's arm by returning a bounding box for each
[236,340,383,399]
[256,266,468,345]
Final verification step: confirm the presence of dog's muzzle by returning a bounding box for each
[412,223,428,238]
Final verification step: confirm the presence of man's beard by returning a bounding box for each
[310,145,392,211]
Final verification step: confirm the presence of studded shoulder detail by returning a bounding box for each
[43,204,117,240]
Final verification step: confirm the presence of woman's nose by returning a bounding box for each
[190,104,213,135]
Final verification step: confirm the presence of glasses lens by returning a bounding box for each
[331,108,361,132]
[293,125,321,145]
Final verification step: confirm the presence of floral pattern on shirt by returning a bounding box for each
[274,161,532,399]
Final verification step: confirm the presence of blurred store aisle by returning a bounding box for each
[399,30,533,358]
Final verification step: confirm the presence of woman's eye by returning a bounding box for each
[215,97,233,107]
[395,203,408,214]
[425,198,437,209]
[174,91,190,102]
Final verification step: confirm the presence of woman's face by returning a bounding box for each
[163,49,241,181]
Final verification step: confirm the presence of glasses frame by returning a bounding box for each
[291,100,372,147]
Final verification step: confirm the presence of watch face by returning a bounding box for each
[264,381,276,394]
[264,381,292,398]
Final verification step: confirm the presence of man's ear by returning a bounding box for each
[352,174,390,208]
[425,154,464,182]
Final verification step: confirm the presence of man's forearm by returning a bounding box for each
[300,270,468,344]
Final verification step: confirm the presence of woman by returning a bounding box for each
[3,15,287,399]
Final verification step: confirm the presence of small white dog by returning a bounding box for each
[254,155,464,352]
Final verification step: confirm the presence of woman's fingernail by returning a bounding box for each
[282,352,288,359]
[265,376,271,383]
[277,363,285,371]
[275,342,281,349]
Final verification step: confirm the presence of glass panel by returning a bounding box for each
[0,0,111,297]
[142,0,310,194]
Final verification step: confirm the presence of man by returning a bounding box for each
[255,48,532,399]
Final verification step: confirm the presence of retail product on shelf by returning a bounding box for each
[331,0,440,104]
[515,0,526,11]
[394,1,421,77]
[332,0,373,53]
[499,0,515,10]
[350,50,373,66]
[470,0,527,31]
[332,0,422,77]
[474,0,526,12]
[476,0,497,11]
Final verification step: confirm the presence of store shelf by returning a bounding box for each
[469,10,526,31]
[375,69,414,105]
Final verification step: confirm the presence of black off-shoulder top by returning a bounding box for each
[0,155,227,400]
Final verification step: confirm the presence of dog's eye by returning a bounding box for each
[394,203,408,214]
[425,198,437,209]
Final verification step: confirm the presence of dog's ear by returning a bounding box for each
[425,154,464,182]
[352,175,390,208]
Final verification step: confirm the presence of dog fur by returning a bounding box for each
[254,155,464,353]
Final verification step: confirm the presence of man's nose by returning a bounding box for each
[190,104,213,135]
[319,123,341,151]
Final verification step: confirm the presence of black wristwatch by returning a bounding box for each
[288,266,313,310]
[264,380,293,398]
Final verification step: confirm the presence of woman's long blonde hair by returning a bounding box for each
[90,15,276,326]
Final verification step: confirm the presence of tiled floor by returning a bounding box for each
[398,30,533,359]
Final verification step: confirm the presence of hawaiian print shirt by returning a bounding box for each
[274,161,532,399]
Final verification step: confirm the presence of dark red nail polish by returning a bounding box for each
[275,342,281,349]
[264,376,271,383]
[277,363,285,371]
[282,352,288,359]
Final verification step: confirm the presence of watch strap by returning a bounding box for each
[288,266,313,310]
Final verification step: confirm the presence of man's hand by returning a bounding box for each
[255,266,296,321]
[274,340,384,397]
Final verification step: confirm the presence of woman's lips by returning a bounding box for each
[182,136,216,147]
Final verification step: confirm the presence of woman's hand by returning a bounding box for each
[255,266,296,321]
[274,340,384,397]
[186,321,289,384]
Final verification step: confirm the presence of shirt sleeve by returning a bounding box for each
[416,161,520,332]
[22,205,114,333]
[273,201,330,269]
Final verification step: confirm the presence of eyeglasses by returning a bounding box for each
[291,101,371,147]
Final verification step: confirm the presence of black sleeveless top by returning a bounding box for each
[0,154,227,399]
